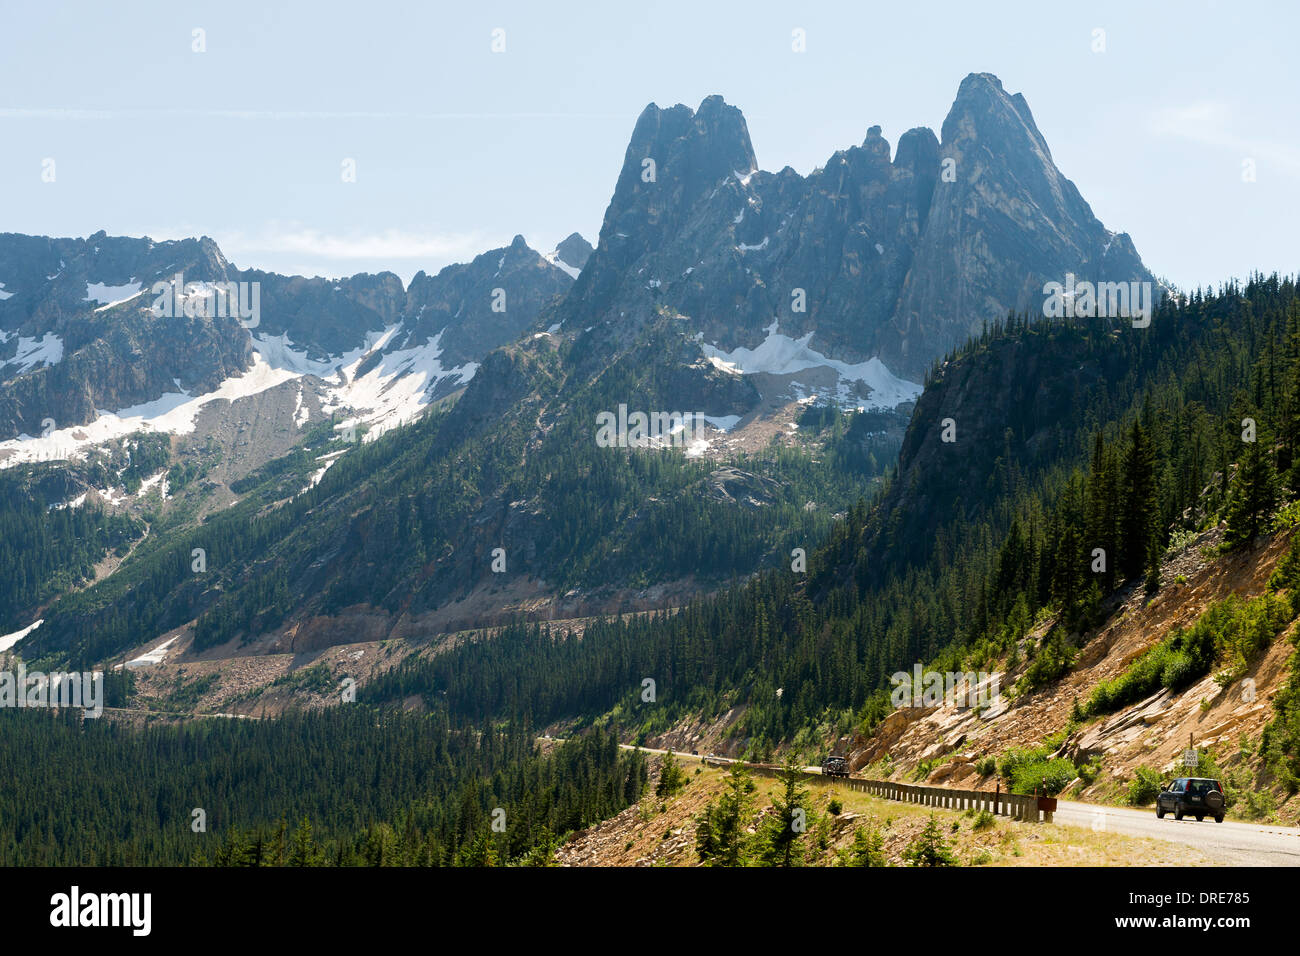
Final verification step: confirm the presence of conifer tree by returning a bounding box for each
[759,755,811,867]
[1121,419,1157,580]
[655,750,686,798]
[1225,436,1279,548]
[695,762,755,866]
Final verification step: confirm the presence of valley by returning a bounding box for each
[1,67,1297,878]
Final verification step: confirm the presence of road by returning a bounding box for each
[587,741,1300,865]
[1054,799,1300,865]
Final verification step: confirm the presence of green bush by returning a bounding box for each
[1009,757,1077,796]
[997,745,1046,782]
[1126,766,1163,806]
[1018,630,1076,692]
[1085,591,1296,718]
[1077,758,1102,786]
[1268,532,1300,593]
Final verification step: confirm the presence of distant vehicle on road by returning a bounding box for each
[1156,777,1225,822]
[822,755,850,778]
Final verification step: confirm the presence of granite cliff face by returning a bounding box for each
[553,74,1153,394]
[885,73,1150,372]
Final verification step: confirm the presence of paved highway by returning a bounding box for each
[585,742,1300,865]
[1054,799,1300,865]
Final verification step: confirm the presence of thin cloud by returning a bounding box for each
[0,107,628,121]
[1149,100,1300,176]
[219,226,494,261]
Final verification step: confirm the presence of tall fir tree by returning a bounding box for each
[1121,418,1157,580]
[1225,432,1280,548]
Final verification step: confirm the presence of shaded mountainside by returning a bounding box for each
[353,277,1300,816]
[18,310,891,667]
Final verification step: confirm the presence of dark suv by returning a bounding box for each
[822,756,850,778]
[1156,777,1225,822]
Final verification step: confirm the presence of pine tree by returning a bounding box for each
[655,750,686,798]
[1225,437,1279,548]
[903,814,957,867]
[841,825,886,867]
[1121,419,1157,580]
[759,755,811,867]
[288,817,323,867]
[695,762,755,866]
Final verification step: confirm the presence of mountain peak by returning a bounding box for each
[861,124,890,160]
[620,95,757,194]
[552,233,592,273]
[942,72,1050,159]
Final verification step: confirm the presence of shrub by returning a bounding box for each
[997,745,1048,783]
[1018,630,1075,692]
[1009,757,1077,796]
[974,756,997,777]
[1269,533,1300,593]
[1085,590,1296,718]
[972,810,996,831]
[827,798,843,816]
[903,815,957,867]
[1126,766,1163,806]
[841,826,886,867]
[1077,758,1102,786]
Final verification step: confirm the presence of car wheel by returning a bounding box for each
[1175,809,1184,821]
[1195,814,1204,822]
[1215,815,1224,823]
[1156,806,1166,818]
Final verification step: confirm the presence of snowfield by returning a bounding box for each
[2,332,65,375]
[85,281,144,311]
[0,318,480,469]
[0,619,43,654]
[701,321,922,410]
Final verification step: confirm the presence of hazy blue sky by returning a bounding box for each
[2,0,1296,288]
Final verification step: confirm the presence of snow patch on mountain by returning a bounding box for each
[701,321,922,410]
[318,327,478,442]
[3,333,65,375]
[85,281,144,310]
[119,636,178,669]
[0,619,43,653]
[0,352,299,470]
[0,319,479,469]
[544,249,581,280]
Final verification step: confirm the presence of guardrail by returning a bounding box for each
[694,754,1050,822]
[840,777,1048,822]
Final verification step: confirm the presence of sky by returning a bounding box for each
[1,0,1297,289]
